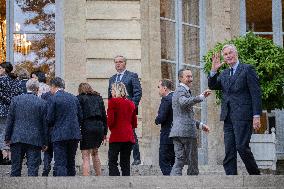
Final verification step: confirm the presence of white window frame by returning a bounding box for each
[240,0,283,47]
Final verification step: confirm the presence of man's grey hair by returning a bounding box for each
[114,55,127,64]
[221,44,238,56]
[26,79,39,92]
[50,77,65,89]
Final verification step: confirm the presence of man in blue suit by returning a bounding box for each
[46,77,82,176]
[155,79,175,175]
[208,44,261,175]
[5,79,48,176]
[108,55,142,165]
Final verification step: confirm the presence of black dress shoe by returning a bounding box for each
[2,157,11,165]
[131,160,141,165]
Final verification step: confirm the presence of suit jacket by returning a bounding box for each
[5,93,48,147]
[155,92,173,144]
[208,63,262,121]
[0,75,23,117]
[46,90,82,142]
[107,97,137,144]
[77,93,107,135]
[169,84,203,138]
[108,70,142,107]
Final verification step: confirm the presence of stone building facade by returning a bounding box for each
[2,0,283,166]
[59,0,243,165]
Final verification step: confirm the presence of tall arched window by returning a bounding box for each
[1,0,56,80]
[160,0,208,163]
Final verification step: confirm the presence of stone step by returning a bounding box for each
[0,165,226,177]
[1,164,276,177]
[0,175,283,189]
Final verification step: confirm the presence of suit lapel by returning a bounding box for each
[120,70,129,83]
[224,69,231,88]
[228,63,243,88]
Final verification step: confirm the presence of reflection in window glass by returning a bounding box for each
[160,0,175,19]
[246,0,272,32]
[0,0,6,62]
[160,20,176,61]
[182,0,199,25]
[161,62,176,83]
[183,26,200,66]
[14,34,55,80]
[14,0,55,32]
[13,0,55,81]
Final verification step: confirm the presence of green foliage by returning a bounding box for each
[203,32,284,110]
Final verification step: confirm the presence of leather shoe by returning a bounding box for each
[1,157,11,165]
[131,160,141,165]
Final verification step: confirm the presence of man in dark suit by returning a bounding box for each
[208,44,261,175]
[5,79,48,176]
[108,55,142,165]
[46,77,82,176]
[155,79,175,175]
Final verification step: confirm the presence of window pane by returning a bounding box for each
[0,0,6,62]
[14,0,55,32]
[161,20,176,61]
[14,34,55,80]
[183,26,200,66]
[161,62,176,83]
[182,0,199,25]
[160,0,175,19]
[246,0,272,32]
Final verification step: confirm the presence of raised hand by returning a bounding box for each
[211,52,225,72]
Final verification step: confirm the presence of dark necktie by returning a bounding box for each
[230,68,234,76]
[117,74,122,82]
[188,89,192,95]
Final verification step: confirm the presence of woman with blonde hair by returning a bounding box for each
[107,82,137,176]
[77,83,107,176]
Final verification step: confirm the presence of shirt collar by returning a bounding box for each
[117,69,126,75]
[179,83,190,91]
[165,91,174,96]
[231,60,239,71]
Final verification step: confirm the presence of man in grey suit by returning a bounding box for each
[208,44,261,175]
[170,68,211,176]
[5,79,47,176]
[108,55,142,165]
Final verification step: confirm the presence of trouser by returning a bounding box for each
[52,140,79,176]
[159,144,175,175]
[10,143,41,177]
[108,142,133,176]
[223,114,260,175]
[170,137,198,176]
[0,117,9,151]
[42,142,53,176]
[132,129,140,161]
